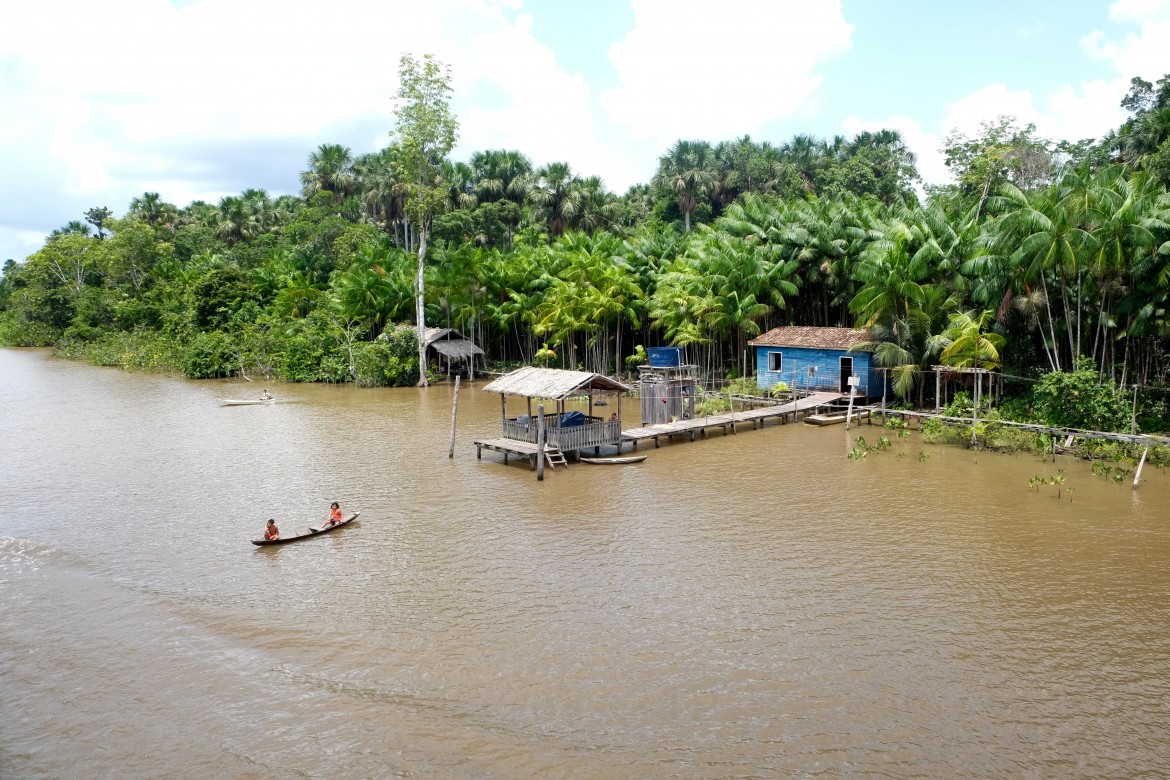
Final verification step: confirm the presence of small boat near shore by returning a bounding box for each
[804,410,868,426]
[251,512,360,545]
[221,398,276,406]
[580,455,647,465]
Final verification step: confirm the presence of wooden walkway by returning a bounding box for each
[620,392,843,449]
[474,438,566,470]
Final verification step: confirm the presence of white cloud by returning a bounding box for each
[600,0,853,148]
[0,0,626,258]
[1082,0,1170,79]
[849,78,1129,189]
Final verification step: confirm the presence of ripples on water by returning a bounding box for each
[1,348,1169,779]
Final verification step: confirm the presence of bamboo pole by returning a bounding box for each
[448,375,460,458]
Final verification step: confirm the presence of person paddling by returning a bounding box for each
[260,389,272,400]
[264,519,280,540]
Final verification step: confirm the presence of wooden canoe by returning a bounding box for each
[251,512,360,546]
[221,398,276,406]
[804,410,867,426]
[580,455,647,465]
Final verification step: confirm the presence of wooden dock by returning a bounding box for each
[620,392,843,449]
[474,437,567,470]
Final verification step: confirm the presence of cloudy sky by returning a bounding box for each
[2,0,1168,263]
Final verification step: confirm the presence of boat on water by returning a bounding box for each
[804,410,868,426]
[251,512,360,546]
[221,398,276,406]
[579,455,647,465]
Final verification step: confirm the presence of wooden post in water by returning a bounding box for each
[845,375,858,430]
[448,376,460,458]
[729,387,736,434]
[971,370,980,446]
[1133,444,1149,490]
[536,403,546,482]
[1131,385,1139,436]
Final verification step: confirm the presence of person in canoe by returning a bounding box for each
[264,519,280,540]
[260,389,272,400]
[324,502,343,528]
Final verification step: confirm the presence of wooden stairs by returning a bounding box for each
[544,445,568,469]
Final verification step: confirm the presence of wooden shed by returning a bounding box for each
[425,327,484,379]
[749,326,885,397]
[482,367,631,455]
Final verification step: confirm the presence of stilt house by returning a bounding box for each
[749,326,884,397]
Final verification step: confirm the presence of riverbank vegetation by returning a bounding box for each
[3,63,1170,433]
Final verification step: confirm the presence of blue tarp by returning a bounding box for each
[558,411,586,427]
[514,411,587,427]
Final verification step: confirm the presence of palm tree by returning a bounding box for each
[470,149,532,204]
[939,309,1005,370]
[49,221,91,239]
[301,144,356,203]
[128,192,174,227]
[984,180,1091,370]
[565,176,617,234]
[442,161,478,213]
[530,162,581,236]
[331,246,412,337]
[653,140,716,232]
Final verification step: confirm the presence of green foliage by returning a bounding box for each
[1032,359,1132,432]
[625,344,647,371]
[56,329,183,372]
[355,324,420,386]
[182,331,237,379]
[5,69,1170,414]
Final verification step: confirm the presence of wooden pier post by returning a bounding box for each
[537,403,546,481]
[1131,386,1138,436]
[448,375,460,458]
[971,371,980,446]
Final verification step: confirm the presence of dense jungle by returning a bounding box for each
[3,60,1170,437]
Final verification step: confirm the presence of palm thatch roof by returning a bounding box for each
[424,327,484,360]
[482,366,631,400]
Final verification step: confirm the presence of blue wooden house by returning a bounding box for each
[748,326,884,397]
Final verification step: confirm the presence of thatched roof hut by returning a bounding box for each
[424,327,484,378]
[483,367,631,453]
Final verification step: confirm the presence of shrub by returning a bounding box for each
[182,331,237,378]
[1031,359,1131,432]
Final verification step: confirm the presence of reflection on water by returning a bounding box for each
[1,347,1169,779]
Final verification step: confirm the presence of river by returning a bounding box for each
[1,347,1168,779]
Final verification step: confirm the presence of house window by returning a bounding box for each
[768,352,782,371]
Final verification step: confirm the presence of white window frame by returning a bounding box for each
[767,351,782,372]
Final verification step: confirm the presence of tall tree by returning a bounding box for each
[85,207,113,240]
[300,144,356,204]
[392,53,459,387]
[653,140,716,232]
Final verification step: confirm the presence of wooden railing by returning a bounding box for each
[501,416,620,451]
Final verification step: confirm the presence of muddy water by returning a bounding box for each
[1,347,1168,779]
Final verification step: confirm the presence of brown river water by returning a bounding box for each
[1,347,1168,779]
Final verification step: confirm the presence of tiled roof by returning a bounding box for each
[748,326,872,351]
